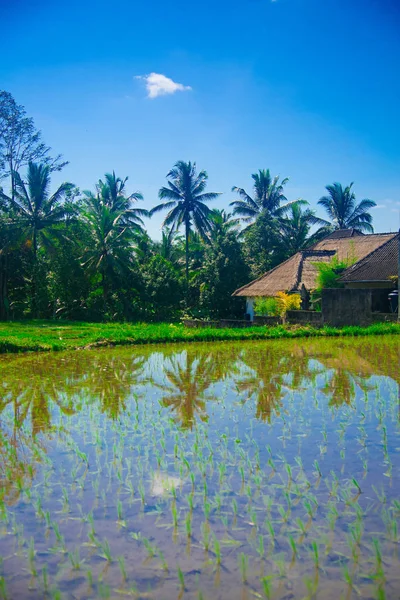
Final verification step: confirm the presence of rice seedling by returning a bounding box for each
[68,548,82,570]
[261,575,274,599]
[289,535,298,558]
[177,566,185,591]
[201,521,210,552]
[118,556,127,581]
[28,537,37,577]
[0,577,7,600]
[310,541,319,569]
[239,552,249,583]
[352,477,362,495]
[213,534,222,565]
[98,539,113,562]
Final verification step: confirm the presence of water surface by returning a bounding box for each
[0,336,399,599]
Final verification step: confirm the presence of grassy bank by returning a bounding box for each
[0,320,398,353]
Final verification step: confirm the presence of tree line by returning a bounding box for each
[0,91,377,322]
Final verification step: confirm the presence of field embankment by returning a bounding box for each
[0,320,399,353]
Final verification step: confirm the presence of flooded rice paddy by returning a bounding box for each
[0,336,399,600]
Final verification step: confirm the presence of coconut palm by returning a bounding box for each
[230,169,295,225]
[317,182,376,233]
[0,162,74,314]
[81,202,133,312]
[150,161,221,285]
[207,209,240,244]
[152,226,183,267]
[279,201,330,254]
[81,172,147,313]
[83,171,147,231]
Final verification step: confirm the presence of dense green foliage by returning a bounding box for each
[0,92,378,323]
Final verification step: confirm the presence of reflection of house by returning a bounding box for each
[233,229,397,320]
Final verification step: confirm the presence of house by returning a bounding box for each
[340,233,399,288]
[233,229,398,320]
[338,233,399,314]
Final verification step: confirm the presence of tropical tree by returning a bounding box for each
[317,182,376,233]
[199,210,249,318]
[0,91,67,197]
[230,169,292,225]
[206,209,240,244]
[81,172,147,315]
[83,171,147,231]
[0,162,74,315]
[153,226,183,268]
[279,201,330,254]
[150,161,220,285]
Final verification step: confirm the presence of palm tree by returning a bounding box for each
[81,172,147,313]
[279,201,330,254]
[150,161,220,285]
[153,226,183,267]
[0,162,74,315]
[317,182,376,233]
[83,171,147,231]
[207,209,240,244]
[230,169,293,225]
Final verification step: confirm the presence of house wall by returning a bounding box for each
[246,297,255,321]
[321,289,372,326]
[320,288,397,326]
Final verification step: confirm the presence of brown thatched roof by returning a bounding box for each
[233,230,397,297]
[340,233,399,283]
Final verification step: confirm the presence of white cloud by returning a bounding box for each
[135,73,192,99]
[372,204,386,209]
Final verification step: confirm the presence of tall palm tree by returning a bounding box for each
[230,169,293,225]
[317,182,376,233]
[150,161,220,285]
[279,201,330,254]
[81,172,147,313]
[83,171,147,231]
[0,162,74,315]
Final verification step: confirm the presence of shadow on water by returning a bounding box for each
[0,335,399,599]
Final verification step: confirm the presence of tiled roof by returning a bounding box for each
[233,230,397,297]
[340,233,399,283]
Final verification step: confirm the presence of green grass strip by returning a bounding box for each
[0,320,398,354]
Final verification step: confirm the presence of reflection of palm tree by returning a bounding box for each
[235,365,285,422]
[234,348,291,423]
[77,355,147,419]
[0,379,76,437]
[151,350,218,429]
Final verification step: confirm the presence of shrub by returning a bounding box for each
[276,292,301,316]
[254,297,280,317]
[311,254,358,310]
[255,293,301,318]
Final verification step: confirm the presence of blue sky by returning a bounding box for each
[1,0,399,238]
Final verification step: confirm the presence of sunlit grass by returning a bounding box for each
[0,319,398,353]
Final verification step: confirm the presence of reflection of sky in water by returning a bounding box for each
[0,336,399,599]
